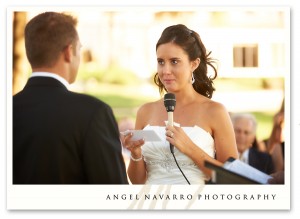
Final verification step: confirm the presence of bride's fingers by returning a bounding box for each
[165,130,173,138]
[126,138,145,149]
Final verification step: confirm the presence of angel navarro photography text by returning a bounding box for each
[106,193,277,201]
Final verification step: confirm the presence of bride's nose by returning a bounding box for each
[161,64,172,75]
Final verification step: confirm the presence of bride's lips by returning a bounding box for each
[163,79,175,84]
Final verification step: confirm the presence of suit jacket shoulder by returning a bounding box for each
[249,148,274,174]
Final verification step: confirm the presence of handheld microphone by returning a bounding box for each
[164,93,176,153]
[163,93,190,184]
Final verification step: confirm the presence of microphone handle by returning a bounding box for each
[167,112,173,126]
[168,112,175,153]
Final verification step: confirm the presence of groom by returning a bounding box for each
[13,12,128,184]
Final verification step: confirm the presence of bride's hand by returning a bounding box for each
[123,132,145,155]
[165,125,195,155]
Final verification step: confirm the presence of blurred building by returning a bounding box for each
[18,8,289,81]
[72,8,289,80]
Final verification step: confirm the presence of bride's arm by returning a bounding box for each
[126,104,148,184]
[166,101,238,178]
[192,102,238,177]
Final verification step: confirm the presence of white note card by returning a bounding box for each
[120,130,163,142]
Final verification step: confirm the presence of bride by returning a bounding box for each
[124,24,238,184]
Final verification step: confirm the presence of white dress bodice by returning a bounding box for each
[141,124,215,185]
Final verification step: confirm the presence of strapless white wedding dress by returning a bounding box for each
[141,124,215,185]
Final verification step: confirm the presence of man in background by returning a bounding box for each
[13,12,128,184]
[231,113,274,175]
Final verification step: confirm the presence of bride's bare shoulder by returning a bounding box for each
[135,99,163,129]
[137,99,162,115]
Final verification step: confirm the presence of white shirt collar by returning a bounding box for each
[239,148,249,164]
[30,72,69,89]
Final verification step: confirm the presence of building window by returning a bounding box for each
[233,44,258,67]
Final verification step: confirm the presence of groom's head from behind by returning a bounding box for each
[24,12,81,84]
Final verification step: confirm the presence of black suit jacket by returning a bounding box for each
[248,147,274,175]
[13,77,128,184]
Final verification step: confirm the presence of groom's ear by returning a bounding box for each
[63,44,73,63]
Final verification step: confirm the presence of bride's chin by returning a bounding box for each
[164,85,177,92]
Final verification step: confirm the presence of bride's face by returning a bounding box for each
[156,42,194,92]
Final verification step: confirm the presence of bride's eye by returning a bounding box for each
[157,59,164,65]
[171,59,178,64]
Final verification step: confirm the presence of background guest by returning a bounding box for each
[231,113,274,174]
[266,99,285,172]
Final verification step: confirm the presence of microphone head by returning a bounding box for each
[164,93,176,112]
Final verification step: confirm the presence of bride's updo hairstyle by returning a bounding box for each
[154,24,217,99]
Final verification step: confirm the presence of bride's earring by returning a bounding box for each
[191,73,195,84]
